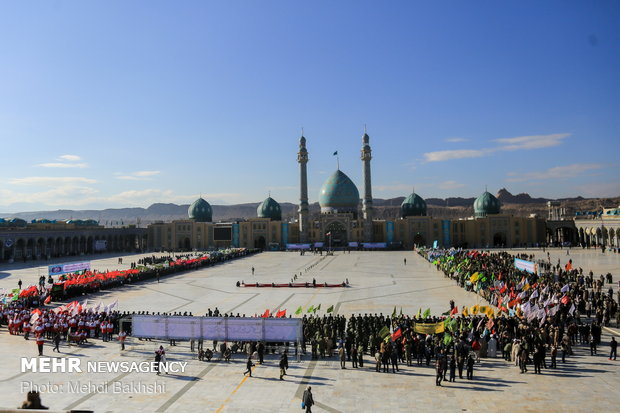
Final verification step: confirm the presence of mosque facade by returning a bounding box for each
[147,132,547,251]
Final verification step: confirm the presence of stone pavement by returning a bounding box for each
[0,249,618,412]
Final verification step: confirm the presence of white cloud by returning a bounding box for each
[9,176,97,185]
[424,149,488,162]
[37,154,87,168]
[437,180,466,190]
[424,133,570,162]
[0,186,99,207]
[37,162,88,168]
[445,137,468,143]
[115,170,161,180]
[0,184,245,209]
[59,155,81,161]
[494,133,569,151]
[506,163,603,182]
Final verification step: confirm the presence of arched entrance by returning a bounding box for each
[324,221,347,247]
[179,237,191,250]
[493,232,506,247]
[413,233,425,247]
[254,236,266,249]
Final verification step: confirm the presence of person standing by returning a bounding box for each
[282,352,289,374]
[52,332,61,353]
[339,345,346,369]
[258,341,265,365]
[279,355,286,380]
[589,333,597,356]
[18,279,22,290]
[610,337,617,360]
[119,330,127,351]
[466,354,475,380]
[351,345,358,368]
[403,258,407,266]
[155,347,162,375]
[449,354,456,382]
[435,354,444,386]
[302,386,314,413]
[36,335,44,356]
[390,345,399,373]
[244,355,254,377]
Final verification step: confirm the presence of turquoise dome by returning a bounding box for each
[474,191,501,218]
[257,196,282,220]
[188,197,213,222]
[401,192,427,217]
[319,170,360,214]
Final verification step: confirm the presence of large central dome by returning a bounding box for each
[319,170,360,214]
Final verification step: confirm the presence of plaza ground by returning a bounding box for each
[0,248,618,412]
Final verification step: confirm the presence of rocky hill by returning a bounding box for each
[1,189,618,226]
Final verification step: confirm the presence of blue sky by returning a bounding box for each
[0,1,619,211]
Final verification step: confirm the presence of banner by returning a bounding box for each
[232,223,240,248]
[442,220,451,247]
[94,240,107,251]
[48,261,91,276]
[413,322,445,335]
[132,315,303,341]
[386,221,395,244]
[514,258,538,274]
[362,242,387,249]
[286,244,312,250]
[281,222,288,246]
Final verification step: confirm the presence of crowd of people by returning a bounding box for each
[0,245,617,412]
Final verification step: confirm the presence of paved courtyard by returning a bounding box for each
[0,248,618,412]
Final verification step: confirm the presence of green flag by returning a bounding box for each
[295,306,303,315]
[441,310,450,316]
[423,308,431,318]
[326,305,334,313]
[417,308,422,318]
[443,334,453,346]
[307,305,314,313]
[313,304,320,314]
[378,325,390,339]
[392,306,397,318]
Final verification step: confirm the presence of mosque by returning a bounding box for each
[147,132,547,251]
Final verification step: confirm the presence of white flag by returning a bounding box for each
[561,284,570,293]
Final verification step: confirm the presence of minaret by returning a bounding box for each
[361,128,374,242]
[298,133,309,242]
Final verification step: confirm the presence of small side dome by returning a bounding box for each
[401,192,427,217]
[188,197,213,222]
[474,191,501,218]
[257,197,282,221]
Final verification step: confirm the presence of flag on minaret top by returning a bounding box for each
[333,151,338,156]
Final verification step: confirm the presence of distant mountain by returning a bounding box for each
[1,190,618,226]
[496,188,549,204]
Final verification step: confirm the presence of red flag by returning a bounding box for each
[391,328,402,341]
[450,306,458,316]
[276,309,286,318]
[261,309,270,318]
[44,295,51,305]
[560,295,570,305]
